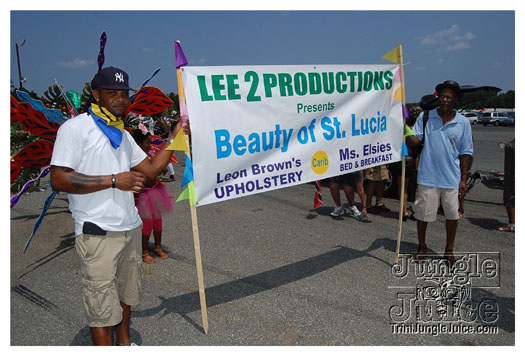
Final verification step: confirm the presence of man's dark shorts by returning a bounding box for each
[328,171,363,187]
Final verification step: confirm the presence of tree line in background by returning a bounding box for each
[465,90,515,110]
[407,90,515,110]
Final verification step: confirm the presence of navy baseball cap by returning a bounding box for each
[90,66,135,91]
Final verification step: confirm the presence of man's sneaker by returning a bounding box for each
[331,206,345,217]
[349,205,361,217]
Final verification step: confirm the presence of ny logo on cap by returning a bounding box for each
[115,72,124,83]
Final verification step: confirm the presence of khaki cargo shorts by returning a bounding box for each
[364,165,389,181]
[75,225,143,327]
[414,185,459,222]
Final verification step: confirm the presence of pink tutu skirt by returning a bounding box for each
[135,183,175,220]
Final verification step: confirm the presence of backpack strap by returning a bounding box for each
[421,110,429,145]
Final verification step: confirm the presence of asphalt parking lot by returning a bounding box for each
[9,124,515,346]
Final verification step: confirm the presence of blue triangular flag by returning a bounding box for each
[180,154,194,188]
[401,142,409,157]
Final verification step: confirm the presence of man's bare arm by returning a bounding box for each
[405,134,421,151]
[458,154,471,199]
[133,120,188,180]
[51,166,146,194]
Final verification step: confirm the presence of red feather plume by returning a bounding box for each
[126,86,173,116]
[12,140,54,169]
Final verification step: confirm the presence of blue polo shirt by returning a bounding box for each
[414,109,473,189]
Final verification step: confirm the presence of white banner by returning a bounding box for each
[183,64,403,206]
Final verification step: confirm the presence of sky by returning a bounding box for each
[7,6,517,104]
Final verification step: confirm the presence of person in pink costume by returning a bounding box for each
[132,124,175,263]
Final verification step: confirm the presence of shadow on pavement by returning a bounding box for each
[15,232,75,280]
[133,246,364,330]
[471,288,515,334]
[467,217,507,231]
[70,326,143,346]
[134,242,415,332]
[10,208,71,222]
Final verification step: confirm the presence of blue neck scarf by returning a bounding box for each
[88,104,124,149]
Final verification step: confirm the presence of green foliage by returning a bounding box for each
[465,90,515,110]
[168,92,179,109]
[161,92,180,116]
[408,90,515,110]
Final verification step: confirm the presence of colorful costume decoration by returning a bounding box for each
[12,31,179,253]
[16,90,67,124]
[126,86,173,116]
[66,91,82,110]
[97,31,107,71]
[135,181,175,220]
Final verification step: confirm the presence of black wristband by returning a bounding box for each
[111,174,116,189]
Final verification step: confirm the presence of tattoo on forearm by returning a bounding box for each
[69,173,103,190]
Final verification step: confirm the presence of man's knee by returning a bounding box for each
[82,278,123,327]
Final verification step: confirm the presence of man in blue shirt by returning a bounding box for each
[406,80,473,264]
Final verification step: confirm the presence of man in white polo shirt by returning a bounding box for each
[406,80,473,265]
[50,67,182,346]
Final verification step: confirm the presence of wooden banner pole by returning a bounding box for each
[175,43,209,333]
[395,44,406,265]
[183,123,209,335]
[395,158,406,265]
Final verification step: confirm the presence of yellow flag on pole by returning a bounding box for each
[394,86,403,101]
[166,127,188,152]
[382,46,401,64]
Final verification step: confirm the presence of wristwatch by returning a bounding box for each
[111,174,116,188]
[167,138,174,144]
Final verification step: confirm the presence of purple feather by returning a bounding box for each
[97,31,107,71]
